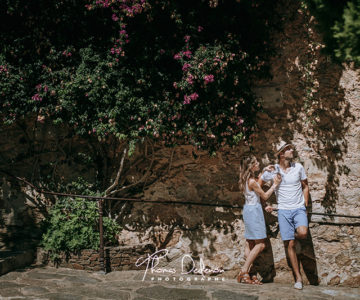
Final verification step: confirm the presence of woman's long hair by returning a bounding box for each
[239,155,257,194]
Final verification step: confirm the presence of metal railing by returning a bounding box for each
[1,170,360,273]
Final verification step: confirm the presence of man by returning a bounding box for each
[259,141,309,290]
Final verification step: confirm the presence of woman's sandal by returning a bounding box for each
[237,272,254,284]
[251,275,263,285]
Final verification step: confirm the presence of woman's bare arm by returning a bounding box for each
[249,175,281,201]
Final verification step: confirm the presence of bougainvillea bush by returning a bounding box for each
[0,0,279,152]
[0,0,281,253]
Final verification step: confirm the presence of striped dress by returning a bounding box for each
[243,181,267,240]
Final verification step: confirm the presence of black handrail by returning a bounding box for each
[1,170,360,274]
[5,172,359,219]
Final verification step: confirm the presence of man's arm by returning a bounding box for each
[301,179,309,207]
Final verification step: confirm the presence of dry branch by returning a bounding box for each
[108,138,155,196]
[105,146,128,196]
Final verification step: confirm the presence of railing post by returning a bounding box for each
[98,198,106,273]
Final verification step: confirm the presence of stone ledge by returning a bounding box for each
[36,244,155,272]
[0,250,36,276]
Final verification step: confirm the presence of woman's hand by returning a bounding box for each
[263,165,275,173]
[265,205,273,213]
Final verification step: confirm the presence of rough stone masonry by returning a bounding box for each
[0,1,359,287]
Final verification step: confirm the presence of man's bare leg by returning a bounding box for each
[294,226,308,240]
[285,240,302,283]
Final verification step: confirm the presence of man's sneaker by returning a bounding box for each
[294,281,303,290]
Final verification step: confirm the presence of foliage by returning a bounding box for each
[41,177,120,260]
[41,196,120,260]
[303,0,360,65]
[0,0,280,151]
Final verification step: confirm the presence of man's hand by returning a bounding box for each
[265,205,273,213]
[301,179,309,207]
[273,174,282,186]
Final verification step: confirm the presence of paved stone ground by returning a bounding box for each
[0,266,359,300]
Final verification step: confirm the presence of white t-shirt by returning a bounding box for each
[261,162,307,210]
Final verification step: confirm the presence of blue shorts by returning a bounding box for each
[278,207,308,241]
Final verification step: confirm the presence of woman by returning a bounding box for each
[237,155,281,284]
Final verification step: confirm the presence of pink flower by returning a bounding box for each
[182,63,191,72]
[186,74,194,85]
[112,14,119,21]
[159,49,165,54]
[119,30,127,35]
[44,85,49,92]
[173,53,181,60]
[184,35,190,43]
[37,115,45,123]
[0,65,8,73]
[198,26,203,32]
[183,50,192,58]
[31,94,42,101]
[204,74,214,84]
[183,95,191,104]
[236,118,244,125]
[190,92,199,100]
[173,82,178,89]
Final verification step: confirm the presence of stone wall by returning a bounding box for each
[114,2,360,286]
[0,1,359,287]
[36,245,154,272]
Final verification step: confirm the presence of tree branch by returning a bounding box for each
[108,138,154,196]
[105,145,128,196]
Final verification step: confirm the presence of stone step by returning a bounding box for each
[0,250,35,276]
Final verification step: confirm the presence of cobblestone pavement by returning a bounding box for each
[0,267,359,300]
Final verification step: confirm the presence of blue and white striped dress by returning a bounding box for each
[243,181,267,240]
